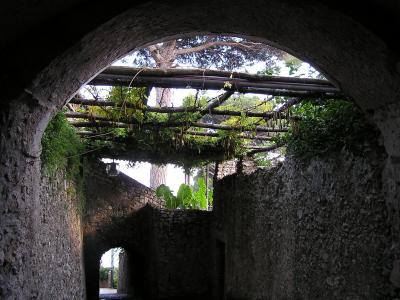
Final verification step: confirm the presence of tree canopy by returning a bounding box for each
[130,35,283,70]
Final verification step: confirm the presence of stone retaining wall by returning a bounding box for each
[31,171,85,299]
[214,148,392,299]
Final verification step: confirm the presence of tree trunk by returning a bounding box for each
[149,55,174,188]
[150,165,168,189]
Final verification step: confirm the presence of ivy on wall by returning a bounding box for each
[41,112,86,215]
[280,100,381,159]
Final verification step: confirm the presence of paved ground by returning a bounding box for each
[100,288,117,294]
[99,289,136,300]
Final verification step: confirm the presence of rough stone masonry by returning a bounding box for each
[214,146,393,299]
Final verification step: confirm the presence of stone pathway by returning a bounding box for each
[100,288,117,294]
[99,289,137,300]
[99,294,131,300]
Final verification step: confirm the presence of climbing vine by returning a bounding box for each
[281,100,380,159]
[78,87,283,168]
[41,112,86,215]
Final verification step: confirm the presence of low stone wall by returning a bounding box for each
[214,149,392,299]
[30,172,85,299]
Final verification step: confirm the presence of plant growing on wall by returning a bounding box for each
[281,100,380,159]
[41,112,86,215]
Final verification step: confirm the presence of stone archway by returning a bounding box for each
[2,0,400,298]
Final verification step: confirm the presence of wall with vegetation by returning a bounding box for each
[214,147,392,299]
[29,170,86,299]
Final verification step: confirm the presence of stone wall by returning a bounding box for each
[214,148,392,299]
[84,158,163,236]
[31,171,85,299]
[215,157,257,180]
[83,159,212,300]
[85,205,212,300]
[151,209,212,300]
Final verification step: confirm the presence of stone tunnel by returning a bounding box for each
[2,1,400,299]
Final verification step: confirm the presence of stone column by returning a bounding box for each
[0,92,52,299]
[117,250,129,293]
[374,102,400,291]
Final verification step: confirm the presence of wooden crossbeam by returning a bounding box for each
[68,98,299,119]
[67,116,288,133]
[245,143,284,155]
[88,66,344,98]
[101,66,333,85]
[76,130,274,141]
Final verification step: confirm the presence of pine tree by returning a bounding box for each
[127,35,283,189]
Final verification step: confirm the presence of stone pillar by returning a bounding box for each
[83,237,102,300]
[0,92,52,299]
[117,250,129,293]
[374,102,400,292]
[108,270,113,288]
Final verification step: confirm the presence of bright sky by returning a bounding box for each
[101,248,121,268]
[102,159,192,194]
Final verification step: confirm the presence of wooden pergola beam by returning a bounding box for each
[90,74,342,98]
[68,118,289,133]
[67,98,299,119]
[185,131,274,141]
[88,66,344,98]
[101,66,334,86]
[76,130,275,141]
[245,143,284,155]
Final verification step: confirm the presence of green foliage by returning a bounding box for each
[41,112,86,215]
[156,177,212,210]
[284,55,302,75]
[257,65,281,76]
[283,100,380,159]
[84,86,147,124]
[194,177,208,209]
[99,266,119,287]
[220,94,274,112]
[253,153,272,167]
[113,268,119,288]
[182,93,210,108]
[218,94,279,132]
[99,266,109,281]
[41,113,84,176]
[81,86,293,167]
[156,185,176,208]
[97,126,234,168]
[132,35,283,71]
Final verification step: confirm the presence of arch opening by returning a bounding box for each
[2,2,400,300]
[98,247,146,300]
[47,24,396,300]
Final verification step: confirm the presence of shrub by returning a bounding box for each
[282,100,380,159]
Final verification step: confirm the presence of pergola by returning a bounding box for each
[65,66,345,165]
